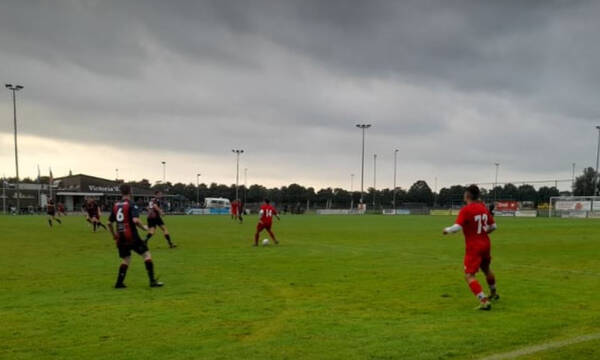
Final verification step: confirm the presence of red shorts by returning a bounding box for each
[464,247,491,274]
[256,222,272,232]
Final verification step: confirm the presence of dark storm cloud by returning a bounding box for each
[1,0,599,187]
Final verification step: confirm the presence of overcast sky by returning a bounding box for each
[1,0,599,190]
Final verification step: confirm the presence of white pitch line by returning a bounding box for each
[480,332,600,360]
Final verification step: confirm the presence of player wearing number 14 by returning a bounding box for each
[254,199,280,246]
[443,185,498,310]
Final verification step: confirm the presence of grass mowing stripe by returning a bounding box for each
[480,332,600,360]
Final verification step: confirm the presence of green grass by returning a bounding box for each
[1,214,599,359]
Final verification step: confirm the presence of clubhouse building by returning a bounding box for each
[2,174,163,213]
[55,174,156,211]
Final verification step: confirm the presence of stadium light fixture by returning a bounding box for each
[232,150,244,202]
[5,84,23,214]
[356,124,371,205]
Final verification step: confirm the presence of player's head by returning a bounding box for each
[464,184,481,203]
[120,184,132,198]
[264,198,270,204]
[155,190,161,197]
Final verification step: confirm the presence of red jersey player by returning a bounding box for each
[254,199,280,246]
[231,199,238,219]
[443,185,498,310]
[231,199,243,223]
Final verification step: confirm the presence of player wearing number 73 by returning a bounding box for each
[443,184,498,310]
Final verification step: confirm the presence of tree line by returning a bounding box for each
[6,167,598,208]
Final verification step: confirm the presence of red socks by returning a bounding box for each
[468,280,482,296]
[468,280,487,301]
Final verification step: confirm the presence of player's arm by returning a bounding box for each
[108,211,117,240]
[443,224,462,235]
[133,217,149,232]
[274,208,280,221]
[443,208,466,235]
[485,213,497,233]
[132,206,148,231]
[153,204,163,217]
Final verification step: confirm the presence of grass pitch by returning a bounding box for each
[1,214,599,359]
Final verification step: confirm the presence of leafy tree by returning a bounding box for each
[573,167,598,196]
[438,185,465,206]
[501,183,519,200]
[537,186,560,204]
[517,184,537,203]
[407,180,434,205]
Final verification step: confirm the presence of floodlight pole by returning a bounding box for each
[161,161,166,183]
[393,149,398,209]
[5,84,23,214]
[116,168,119,181]
[571,162,576,191]
[595,126,600,196]
[196,173,201,205]
[232,149,244,201]
[2,177,6,214]
[373,153,377,208]
[350,173,355,209]
[243,168,247,206]
[356,124,371,205]
[494,163,500,202]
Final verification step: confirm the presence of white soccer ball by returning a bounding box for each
[262,238,270,246]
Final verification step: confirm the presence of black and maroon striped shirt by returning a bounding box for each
[109,199,140,244]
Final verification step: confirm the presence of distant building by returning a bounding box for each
[2,173,189,213]
[54,174,154,211]
[0,181,54,213]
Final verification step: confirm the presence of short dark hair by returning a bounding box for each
[120,184,131,195]
[465,184,480,200]
[264,198,270,204]
[155,190,161,195]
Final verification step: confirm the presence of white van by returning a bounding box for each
[205,197,231,209]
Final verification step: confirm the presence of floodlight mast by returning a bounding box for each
[5,84,23,214]
[373,153,377,208]
[232,149,244,202]
[595,126,600,197]
[494,163,500,202]
[393,149,399,210]
[196,173,201,205]
[356,124,371,205]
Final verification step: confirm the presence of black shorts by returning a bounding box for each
[117,236,149,258]
[47,211,55,216]
[148,216,164,228]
